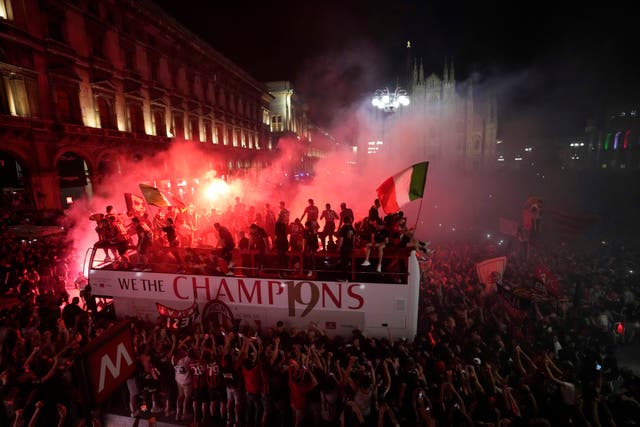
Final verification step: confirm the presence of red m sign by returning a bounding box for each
[77,321,137,404]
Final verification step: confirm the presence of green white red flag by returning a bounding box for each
[376,162,428,214]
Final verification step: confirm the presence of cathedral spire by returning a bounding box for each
[419,58,424,83]
[450,59,455,82]
[444,57,449,83]
[412,59,418,87]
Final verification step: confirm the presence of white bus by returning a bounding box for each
[85,247,421,338]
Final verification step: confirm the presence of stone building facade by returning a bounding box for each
[0,0,273,210]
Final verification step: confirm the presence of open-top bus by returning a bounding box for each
[85,246,421,338]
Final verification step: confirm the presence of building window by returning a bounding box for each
[89,27,106,59]
[189,116,199,141]
[203,120,212,142]
[148,54,159,82]
[206,82,215,105]
[47,14,66,42]
[0,0,13,20]
[271,115,283,132]
[123,44,136,71]
[53,86,79,123]
[1,74,36,117]
[238,130,245,148]
[172,112,184,139]
[152,108,166,136]
[228,127,234,147]
[127,100,144,133]
[96,96,115,129]
[216,124,224,145]
[218,88,225,108]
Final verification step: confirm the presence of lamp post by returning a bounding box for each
[371,87,410,112]
[369,88,410,156]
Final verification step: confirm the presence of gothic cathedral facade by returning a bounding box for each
[408,55,498,170]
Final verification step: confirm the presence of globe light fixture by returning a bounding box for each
[371,87,410,112]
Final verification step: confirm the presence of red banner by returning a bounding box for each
[156,301,199,330]
[76,321,136,405]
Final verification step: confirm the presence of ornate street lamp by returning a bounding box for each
[371,87,410,112]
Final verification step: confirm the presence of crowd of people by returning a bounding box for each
[1,200,640,427]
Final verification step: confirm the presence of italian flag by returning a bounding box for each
[376,162,428,214]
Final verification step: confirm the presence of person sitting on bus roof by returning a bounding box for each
[361,218,389,273]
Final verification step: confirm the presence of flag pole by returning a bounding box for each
[412,196,424,236]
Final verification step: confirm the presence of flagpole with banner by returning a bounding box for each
[376,161,428,214]
[376,161,428,233]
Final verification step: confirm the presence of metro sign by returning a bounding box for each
[77,321,136,404]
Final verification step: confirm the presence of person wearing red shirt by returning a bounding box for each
[289,361,318,427]
[241,339,263,427]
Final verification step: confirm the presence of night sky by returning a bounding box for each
[154,0,638,141]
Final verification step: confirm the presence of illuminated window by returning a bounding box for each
[271,115,283,132]
[216,124,224,145]
[126,101,144,133]
[96,96,115,129]
[189,116,200,141]
[0,0,13,20]
[1,75,31,117]
[227,127,233,146]
[203,120,212,142]
[152,108,166,136]
[172,112,184,139]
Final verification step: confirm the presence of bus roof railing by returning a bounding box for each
[88,244,415,284]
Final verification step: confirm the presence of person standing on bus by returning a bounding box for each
[338,202,354,229]
[107,215,130,269]
[300,199,320,233]
[162,218,184,272]
[249,224,269,271]
[214,223,236,270]
[338,221,356,277]
[303,221,319,277]
[132,217,153,270]
[319,203,338,251]
[264,203,276,242]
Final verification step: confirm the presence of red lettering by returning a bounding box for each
[238,279,262,304]
[268,280,283,304]
[192,276,212,301]
[215,278,235,302]
[347,284,364,309]
[321,283,342,308]
[173,276,189,300]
